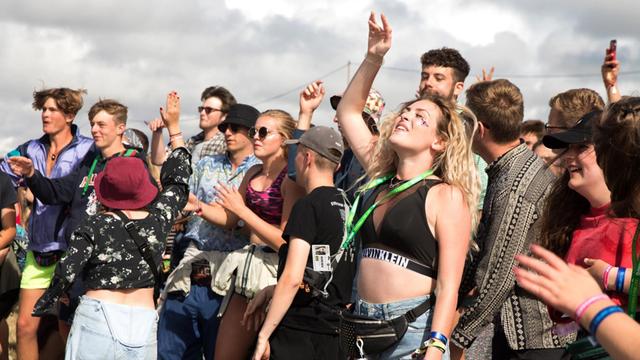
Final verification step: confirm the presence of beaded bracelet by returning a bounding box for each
[615,267,626,293]
[588,305,623,335]
[575,294,609,323]
[602,265,613,290]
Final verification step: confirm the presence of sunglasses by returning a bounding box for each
[248,126,277,140]
[198,106,223,115]
[218,123,246,133]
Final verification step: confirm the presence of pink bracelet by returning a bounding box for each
[575,294,609,323]
[602,265,613,290]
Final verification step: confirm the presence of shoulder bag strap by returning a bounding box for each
[113,210,161,286]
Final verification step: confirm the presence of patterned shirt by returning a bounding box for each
[185,153,261,251]
[33,148,191,314]
[453,144,574,350]
[185,131,226,166]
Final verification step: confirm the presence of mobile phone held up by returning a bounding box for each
[607,39,617,63]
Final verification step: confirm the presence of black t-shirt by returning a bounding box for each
[0,172,17,210]
[280,186,357,334]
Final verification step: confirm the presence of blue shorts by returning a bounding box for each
[354,294,450,360]
[65,296,158,360]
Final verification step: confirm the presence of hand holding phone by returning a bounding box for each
[607,39,617,63]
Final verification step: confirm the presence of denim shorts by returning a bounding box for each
[354,294,450,360]
[65,296,158,360]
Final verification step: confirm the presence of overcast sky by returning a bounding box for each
[1,0,639,154]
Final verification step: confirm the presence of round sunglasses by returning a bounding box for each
[248,126,278,140]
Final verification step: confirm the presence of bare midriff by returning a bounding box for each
[85,288,155,309]
[357,257,435,304]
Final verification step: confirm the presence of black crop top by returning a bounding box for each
[359,179,441,277]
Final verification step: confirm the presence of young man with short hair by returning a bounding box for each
[452,79,572,359]
[520,119,545,149]
[252,126,356,360]
[546,88,604,134]
[157,104,261,360]
[1,87,92,360]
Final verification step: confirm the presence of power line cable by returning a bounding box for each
[254,63,349,106]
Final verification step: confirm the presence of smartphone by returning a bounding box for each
[7,149,20,158]
[608,39,617,61]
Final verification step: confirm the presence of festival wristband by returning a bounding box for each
[425,338,446,353]
[588,305,623,335]
[602,265,613,290]
[615,267,626,293]
[429,331,448,346]
[575,294,609,323]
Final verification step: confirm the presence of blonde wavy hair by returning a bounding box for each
[363,95,481,233]
[260,109,296,158]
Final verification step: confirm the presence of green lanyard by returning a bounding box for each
[340,168,435,251]
[82,149,136,196]
[627,224,640,318]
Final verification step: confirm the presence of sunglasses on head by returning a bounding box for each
[218,123,245,133]
[248,126,275,139]
[198,106,223,115]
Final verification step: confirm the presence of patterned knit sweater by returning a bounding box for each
[452,144,575,350]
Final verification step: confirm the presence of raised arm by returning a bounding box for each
[287,80,325,180]
[148,117,169,166]
[602,42,621,104]
[335,11,391,170]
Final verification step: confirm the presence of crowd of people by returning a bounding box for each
[0,11,638,360]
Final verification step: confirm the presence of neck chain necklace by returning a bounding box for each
[388,176,408,189]
[50,152,58,161]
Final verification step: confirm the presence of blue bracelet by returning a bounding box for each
[615,267,626,293]
[429,331,448,346]
[589,305,623,335]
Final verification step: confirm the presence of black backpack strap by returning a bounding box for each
[113,210,161,286]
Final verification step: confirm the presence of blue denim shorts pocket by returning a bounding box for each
[68,297,158,360]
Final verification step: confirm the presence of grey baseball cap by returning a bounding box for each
[284,126,344,164]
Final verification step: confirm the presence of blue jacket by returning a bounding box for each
[0,125,93,252]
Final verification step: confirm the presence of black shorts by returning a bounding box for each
[269,325,345,360]
[0,289,19,319]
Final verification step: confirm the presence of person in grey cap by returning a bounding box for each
[248,126,357,360]
[157,103,261,360]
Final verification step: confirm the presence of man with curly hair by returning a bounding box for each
[419,47,471,100]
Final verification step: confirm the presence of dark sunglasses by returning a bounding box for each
[218,123,246,133]
[198,106,223,115]
[248,126,275,139]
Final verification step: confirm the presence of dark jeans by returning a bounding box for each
[157,284,223,360]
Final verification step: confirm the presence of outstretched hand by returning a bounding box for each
[160,91,181,132]
[367,11,392,58]
[7,156,35,178]
[299,80,325,115]
[513,244,603,317]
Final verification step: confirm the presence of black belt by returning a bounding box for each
[361,248,436,278]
